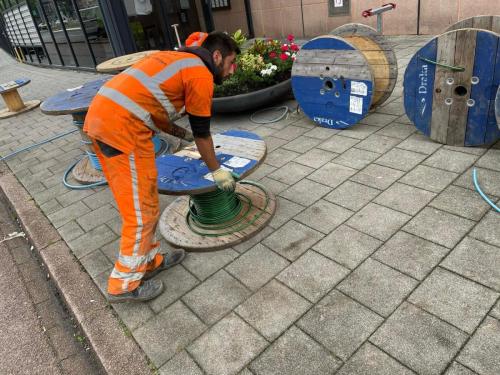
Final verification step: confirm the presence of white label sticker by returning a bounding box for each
[351,81,367,96]
[203,165,232,181]
[66,85,83,92]
[349,96,363,115]
[224,156,250,168]
[334,0,343,7]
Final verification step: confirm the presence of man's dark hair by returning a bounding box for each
[201,31,240,58]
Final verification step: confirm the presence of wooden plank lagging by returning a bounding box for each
[447,29,477,145]
[472,16,493,31]
[430,32,458,144]
[492,17,500,34]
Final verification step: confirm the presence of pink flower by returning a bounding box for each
[280,53,288,61]
[291,44,299,52]
[287,34,294,42]
[269,51,277,59]
[281,44,289,51]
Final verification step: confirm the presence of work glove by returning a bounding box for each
[212,168,236,192]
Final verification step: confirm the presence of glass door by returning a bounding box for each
[162,0,201,48]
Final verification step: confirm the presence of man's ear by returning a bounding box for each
[212,50,222,65]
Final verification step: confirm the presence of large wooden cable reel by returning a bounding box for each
[403,28,500,146]
[291,23,397,129]
[445,15,500,34]
[95,50,160,73]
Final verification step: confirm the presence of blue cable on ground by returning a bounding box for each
[472,168,500,213]
[62,155,108,190]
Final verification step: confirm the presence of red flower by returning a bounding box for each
[280,53,288,61]
[269,51,277,59]
[291,44,299,52]
[287,34,294,42]
[281,44,289,51]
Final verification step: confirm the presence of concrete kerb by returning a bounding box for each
[0,164,153,375]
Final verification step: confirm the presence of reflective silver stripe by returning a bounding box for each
[110,268,144,282]
[97,86,161,133]
[123,68,178,119]
[129,153,143,257]
[118,246,160,270]
[153,58,205,82]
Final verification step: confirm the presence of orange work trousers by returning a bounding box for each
[93,137,163,295]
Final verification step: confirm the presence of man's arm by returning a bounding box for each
[194,135,219,171]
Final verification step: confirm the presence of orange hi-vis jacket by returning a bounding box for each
[84,50,215,154]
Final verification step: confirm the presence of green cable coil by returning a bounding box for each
[187,180,270,237]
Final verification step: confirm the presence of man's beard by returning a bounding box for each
[214,60,224,85]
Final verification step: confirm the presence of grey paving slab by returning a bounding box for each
[443,144,488,156]
[492,300,500,320]
[423,149,479,174]
[347,203,411,241]
[308,162,357,188]
[264,148,300,168]
[56,188,95,208]
[444,362,478,375]
[282,136,322,154]
[133,301,206,368]
[148,265,200,313]
[375,101,406,116]
[67,224,117,259]
[313,224,382,269]
[338,124,380,140]
[267,162,314,185]
[233,226,275,253]
[226,243,289,291]
[376,123,416,140]
[279,178,332,206]
[304,126,339,140]
[441,237,500,291]
[454,167,500,197]
[339,258,418,317]
[356,134,402,154]
[373,231,449,280]
[58,220,84,242]
[188,313,267,375]
[79,250,113,279]
[249,325,342,375]
[293,148,337,168]
[76,204,119,232]
[268,197,305,229]
[469,211,500,247]
[235,280,311,341]
[263,220,324,261]
[429,185,492,221]
[333,147,380,169]
[409,267,498,334]
[112,302,155,332]
[256,176,289,194]
[397,133,442,155]
[337,342,416,375]
[47,200,91,229]
[182,248,239,280]
[81,189,115,210]
[374,182,436,215]
[324,180,380,211]
[370,302,468,375]
[404,207,475,248]
[375,147,428,171]
[475,148,500,172]
[182,270,250,325]
[297,290,383,360]
[359,113,399,126]
[249,163,276,181]
[458,317,500,375]
[295,199,353,234]
[272,125,309,141]
[277,250,350,303]
[350,164,405,190]
[317,135,360,153]
[400,165,459,193]
[159,351,203,375]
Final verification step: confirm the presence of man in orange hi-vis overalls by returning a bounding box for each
[84,32,239,303]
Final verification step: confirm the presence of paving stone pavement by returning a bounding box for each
[1,35,500,374]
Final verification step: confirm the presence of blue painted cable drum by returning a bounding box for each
[403,28,500,146]
[292,27,397,129]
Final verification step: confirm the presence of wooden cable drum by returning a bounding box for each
[158,130,276,252]
[96,50,160,73]
[403,28,500,146]
[496,86,500,129]
[0,78,40,119]
[445,15,500,33]
[291,24,397,129]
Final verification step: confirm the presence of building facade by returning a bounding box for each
[0,0,497,70]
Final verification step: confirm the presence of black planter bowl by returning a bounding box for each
[212,79,292,114]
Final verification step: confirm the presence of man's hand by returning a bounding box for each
[212,168,236,192]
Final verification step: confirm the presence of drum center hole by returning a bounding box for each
[454,86,467,96]
[324,80,334,90]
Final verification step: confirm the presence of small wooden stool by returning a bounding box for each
[0,78,41,119]
[157,130,277,252]
[96,50,160,73]
[404,28,500,146]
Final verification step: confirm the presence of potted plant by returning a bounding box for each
[212,32,299,113]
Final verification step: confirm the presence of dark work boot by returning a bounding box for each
[143,249,186,280]
[107,279,164,303]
